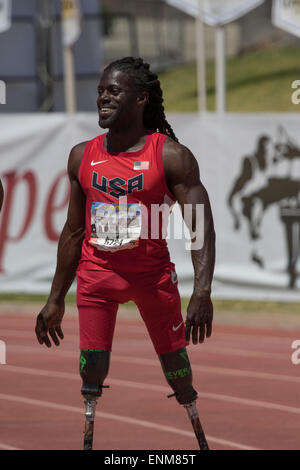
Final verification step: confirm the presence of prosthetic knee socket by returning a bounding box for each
[80,349,110,399]
[159,347,198,405]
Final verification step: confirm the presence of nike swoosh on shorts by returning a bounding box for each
[172,321,184,332]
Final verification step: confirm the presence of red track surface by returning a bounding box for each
[0,312,300,450]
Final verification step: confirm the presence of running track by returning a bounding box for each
[0,311,299,450]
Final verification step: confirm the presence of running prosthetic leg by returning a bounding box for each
[80,349,111,450]
[159,347,210,450]
[83,397,98,450]
[183,401,209,450]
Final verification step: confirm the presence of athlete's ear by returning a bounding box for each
[137,91,149,109]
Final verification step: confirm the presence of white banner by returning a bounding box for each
[0,0,11,33]
[61,0,81,47]
[272,0,300,38]
[168,113,300,300]
[0,114,99,293]
[0,113,299,301]
[166,0,264,24]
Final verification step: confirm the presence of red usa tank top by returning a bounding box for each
[78,131,176,272]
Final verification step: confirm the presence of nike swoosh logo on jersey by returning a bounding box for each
[91,160,108,166]
[172,321,184,332]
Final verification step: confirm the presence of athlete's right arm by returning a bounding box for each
[35,142,88,347]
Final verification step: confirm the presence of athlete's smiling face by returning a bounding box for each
[97,68,144,130]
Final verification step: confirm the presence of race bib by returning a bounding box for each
[89,202,142,252]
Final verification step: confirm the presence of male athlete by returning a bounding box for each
[35,57,215,450]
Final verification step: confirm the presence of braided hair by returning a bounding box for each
[104,57,179,143]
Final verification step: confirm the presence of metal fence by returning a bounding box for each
[0,0,299,112]
[0,0,189,112]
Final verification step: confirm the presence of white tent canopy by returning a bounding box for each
[166,0,264,25]
[272,0,300,38]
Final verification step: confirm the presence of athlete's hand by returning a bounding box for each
[35,301,65,347]
[185,291,213,345]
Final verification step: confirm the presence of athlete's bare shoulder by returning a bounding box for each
[162,136,200,187]
[68,141,89,181]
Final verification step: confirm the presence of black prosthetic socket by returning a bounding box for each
[80,349,111,398]
[158,347,198,405]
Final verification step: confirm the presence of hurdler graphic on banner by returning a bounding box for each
[272,0,300,37]
[0,0,11,33]
[228,125,300,289]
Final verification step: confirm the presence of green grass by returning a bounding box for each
[159,44,300,112]
[0,293,77,304]
[183,298,300,315]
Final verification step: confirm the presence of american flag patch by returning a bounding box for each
[134,161,149,170]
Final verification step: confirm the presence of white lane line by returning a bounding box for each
[2,335,290,363]
[197,346,286,361]
[0,330,73,339]
[2,365,300,416]
[6,328,282,356]
[113,355,300,384]
[0,393,258,451]
[1,325,297,346]
[118,324,299,344]
[3,344,300,384]
[213,331,297,345]
[117,323,300,344]
[5,330,287,361]
[2,323,296,362]
[0,442,21,450]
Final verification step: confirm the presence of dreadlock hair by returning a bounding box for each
[104,57,179,143]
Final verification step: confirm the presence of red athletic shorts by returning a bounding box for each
[76,263,187,355]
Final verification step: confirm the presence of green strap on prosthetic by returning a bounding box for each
[80,349,110,398]
[158,347,198,405]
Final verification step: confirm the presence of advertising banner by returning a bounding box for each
[0,113,299,300]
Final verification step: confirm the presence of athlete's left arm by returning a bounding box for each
[163,139,216,344]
